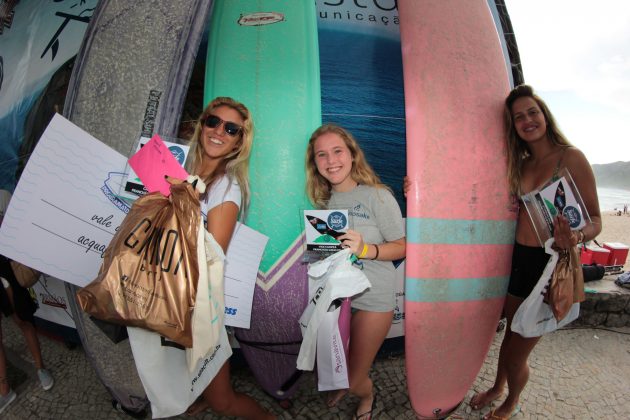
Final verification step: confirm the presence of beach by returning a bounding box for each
[595,211,630,271]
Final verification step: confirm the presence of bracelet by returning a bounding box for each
[371,244,380,260]
[358,244,369,259]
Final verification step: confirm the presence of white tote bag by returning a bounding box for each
[128,325,231,418]
[187,229,226,371]
[511,238,580,338]
[128,224,231,418]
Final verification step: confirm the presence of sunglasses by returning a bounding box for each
[203,114,243,137]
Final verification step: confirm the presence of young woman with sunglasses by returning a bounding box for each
[305,124,406,420]
[181,97,275,419]
[469,85,601,419]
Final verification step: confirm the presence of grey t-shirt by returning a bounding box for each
[328,185,404,311]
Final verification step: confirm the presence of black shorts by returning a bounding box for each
[507,242,550,299]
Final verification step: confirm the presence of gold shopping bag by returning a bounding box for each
[77,182,200,347]
[546,245,584,321]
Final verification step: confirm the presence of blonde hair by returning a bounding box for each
[504,85,572,196]
[186,96,253,219]
[305,124,388,208]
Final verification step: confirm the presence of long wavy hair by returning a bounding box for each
[504,84,572,195]
[186,96,253,219]
[305,124,388,208]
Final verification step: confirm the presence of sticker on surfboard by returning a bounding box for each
[237,12,285,26]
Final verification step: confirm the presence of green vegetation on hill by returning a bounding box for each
[592,161,630,190]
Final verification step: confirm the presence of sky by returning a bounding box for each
[504,0,630,164]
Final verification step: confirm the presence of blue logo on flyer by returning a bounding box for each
[327,211,347,230]
[101,172,132,214]
[563,206,582,228]
[169,146,186,165]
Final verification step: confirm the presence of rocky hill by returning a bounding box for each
[592,161,630,190]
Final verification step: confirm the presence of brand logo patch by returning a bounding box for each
[327,211,347,230]
[238,12,285,26]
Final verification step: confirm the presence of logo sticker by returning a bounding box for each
[238,12,285,26]
[563,206,582,229]
[169,145,186,165]
[327,211,347,231]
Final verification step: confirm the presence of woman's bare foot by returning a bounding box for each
[469,388,503,410]
[186,396,210,416]
[352,392,375,420]
[482,402,521,419]
[326,389,348,407]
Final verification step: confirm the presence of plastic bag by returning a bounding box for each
[316,297,351,391]
[546,245,584,321]
[615,272,630,288]
[297,249,370,371]
[77,181,201,347]
[511,238,580,338]
[128,210,229,418]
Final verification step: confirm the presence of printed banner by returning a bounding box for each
[0,0,98,192]
[316,1,405,338]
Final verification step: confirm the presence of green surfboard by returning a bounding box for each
[204,0,321,398]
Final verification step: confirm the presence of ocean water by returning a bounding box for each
[318,29,407,214]
[317,28,630,220]
[597,187,630,211]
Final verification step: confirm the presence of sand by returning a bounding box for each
[593,212,630,271]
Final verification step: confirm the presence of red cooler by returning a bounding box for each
[603,242,629,266]
[579,245,593,264]
[583,245,610,265]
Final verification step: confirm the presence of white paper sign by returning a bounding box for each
[0,114,265,328]
[223,223,268,329]
[0,113,130,286]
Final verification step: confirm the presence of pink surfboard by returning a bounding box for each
[399,1,516,417]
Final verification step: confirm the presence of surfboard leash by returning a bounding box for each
[234,338,305,396]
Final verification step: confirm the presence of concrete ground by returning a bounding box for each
[2,315,630,419]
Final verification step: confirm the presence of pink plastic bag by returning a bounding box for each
[316,298,352,391]
[338,297,351,363]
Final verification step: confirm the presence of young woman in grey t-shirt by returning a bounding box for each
[306,124,405,420]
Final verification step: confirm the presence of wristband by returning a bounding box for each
[371,244,380,260]
[358,244,369,259]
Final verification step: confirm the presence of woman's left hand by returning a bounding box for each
[553,214,577,249]
[338,229,364,256]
